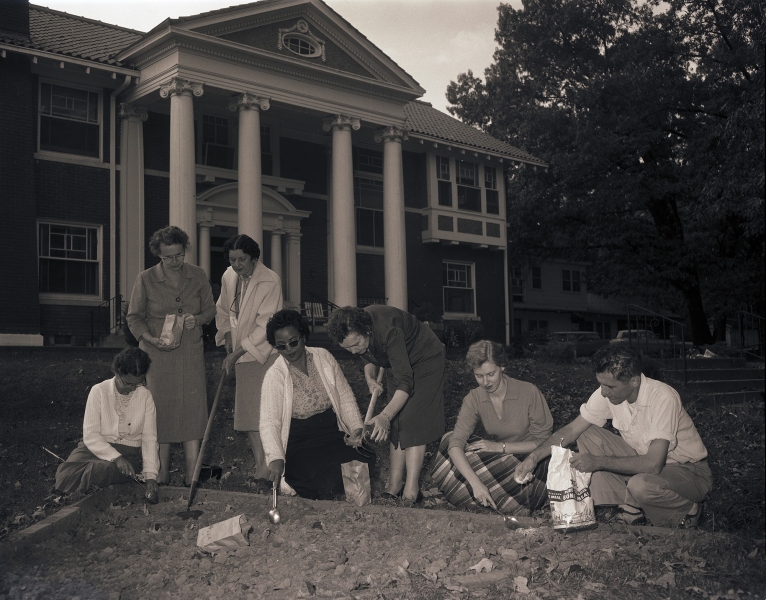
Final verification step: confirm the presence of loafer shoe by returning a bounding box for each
[679,503,704,529]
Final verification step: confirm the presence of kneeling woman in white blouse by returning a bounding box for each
[55,347,160,502]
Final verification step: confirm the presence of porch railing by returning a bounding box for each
[737,311,765,360]
[626,304,688,387]
[303,292,340,332]
[90,295,123,347]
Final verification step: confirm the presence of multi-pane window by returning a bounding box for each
[354,148,383,174]
[532,266,542,289]
[354,177,384,247]
[456,160,481,212]
[39,82,100,158]
[437,156,452,207]
[562,269,582,292]
[38,222,100,296]
[485,166,499,214]
[510,266,524,302]
[202,115,234,169]
[528,320,548,331]
[443,262,475,315]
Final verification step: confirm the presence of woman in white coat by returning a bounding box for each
[215,234,282,490]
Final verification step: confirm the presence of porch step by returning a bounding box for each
[666,358,764,406]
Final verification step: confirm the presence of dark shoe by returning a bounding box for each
[596,505,646,525]
[679,503,704,529]
[401,491,423,506]
[615,507,647,526]
[380,489,403,501]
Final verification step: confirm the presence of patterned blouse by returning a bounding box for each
[289,354,333,419]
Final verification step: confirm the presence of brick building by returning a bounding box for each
[0,0,547,347]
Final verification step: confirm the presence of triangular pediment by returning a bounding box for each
[171,0,423,93]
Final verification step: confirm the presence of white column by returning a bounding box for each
[160,78,203,264]
[270,230,283,284]
[376,126,409,310]
[229,93,270,248]
[323,114,360,307]
[199,223,211,279]
[286,232,302,310]
[118,103,147,301]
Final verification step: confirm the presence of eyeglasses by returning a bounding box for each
[160,253,185,262]
[274,337,302,351]
[117,374,146,390]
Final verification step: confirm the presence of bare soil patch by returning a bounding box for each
[2,484,764,600]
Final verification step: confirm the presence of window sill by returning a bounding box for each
[35,151,105,169]
[39,295,104,307]
[442,313,480,321]
[356,246,384,255]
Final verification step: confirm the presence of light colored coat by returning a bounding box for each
[215,262,282,365]
[260,347,364,494]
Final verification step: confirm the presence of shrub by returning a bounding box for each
[411,302,443,323]
[443,319,485,349]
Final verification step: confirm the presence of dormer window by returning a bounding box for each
[278,20,326,61]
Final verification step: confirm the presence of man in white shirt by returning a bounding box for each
[514,345,712,527]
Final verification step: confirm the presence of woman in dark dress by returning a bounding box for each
[260,310,374,499]
[328,305,445,504]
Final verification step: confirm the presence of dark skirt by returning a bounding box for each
[430,433,550,514]
[387,342,446,449]
[285,408,375,500]
[54,442,142,495]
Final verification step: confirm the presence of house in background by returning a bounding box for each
[509,260,636,339]
[0,0,548,347]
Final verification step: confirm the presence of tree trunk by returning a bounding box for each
[683,283,714,346]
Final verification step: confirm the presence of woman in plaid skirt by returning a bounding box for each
[431,340,553,514]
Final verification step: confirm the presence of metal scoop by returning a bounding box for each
[268,482,281,524]
[488,505,523,530]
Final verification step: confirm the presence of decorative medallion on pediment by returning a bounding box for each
[277,19,326,62]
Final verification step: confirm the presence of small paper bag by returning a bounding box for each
[196,514,251,553]
[159,314,183,347]
[546,445,597,532]
[341,460,371,507]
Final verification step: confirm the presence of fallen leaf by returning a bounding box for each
[513,575,530,594]
[468,558,493,574]
[648,572,676,588]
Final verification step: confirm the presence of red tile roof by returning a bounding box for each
[404,101,544,165]
[0,5,144,66]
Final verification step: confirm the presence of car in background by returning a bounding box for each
[610,329,690,356]
[550,331,610,357]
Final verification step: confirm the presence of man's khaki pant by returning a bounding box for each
[576,425,713,526]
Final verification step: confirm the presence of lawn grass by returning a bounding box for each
[0,346,763,543]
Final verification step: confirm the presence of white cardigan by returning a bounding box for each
[83,378,160,480]
[215,262,282,365]
[260,347,364,493]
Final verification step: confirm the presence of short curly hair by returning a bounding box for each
[592,344,642,382]
[222,234,260,262]
[266,309,311,346]
[327,306,373,345]
[148,226,189,257]
[465,340,509,371]
[112,347,151,377]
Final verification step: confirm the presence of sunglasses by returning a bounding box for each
[274,337,302,351]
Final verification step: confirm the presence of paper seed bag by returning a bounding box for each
[196,514,251,553]
[546,445,597,532]
[159,314,183,348]
[341,460,371,506]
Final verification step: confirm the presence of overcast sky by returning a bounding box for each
[37,0,522,114]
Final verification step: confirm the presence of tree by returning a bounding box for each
[447,0,765,344]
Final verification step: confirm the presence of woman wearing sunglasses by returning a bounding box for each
[54,347,160,503]
[260,310,375,499]
[215,234,282,491]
